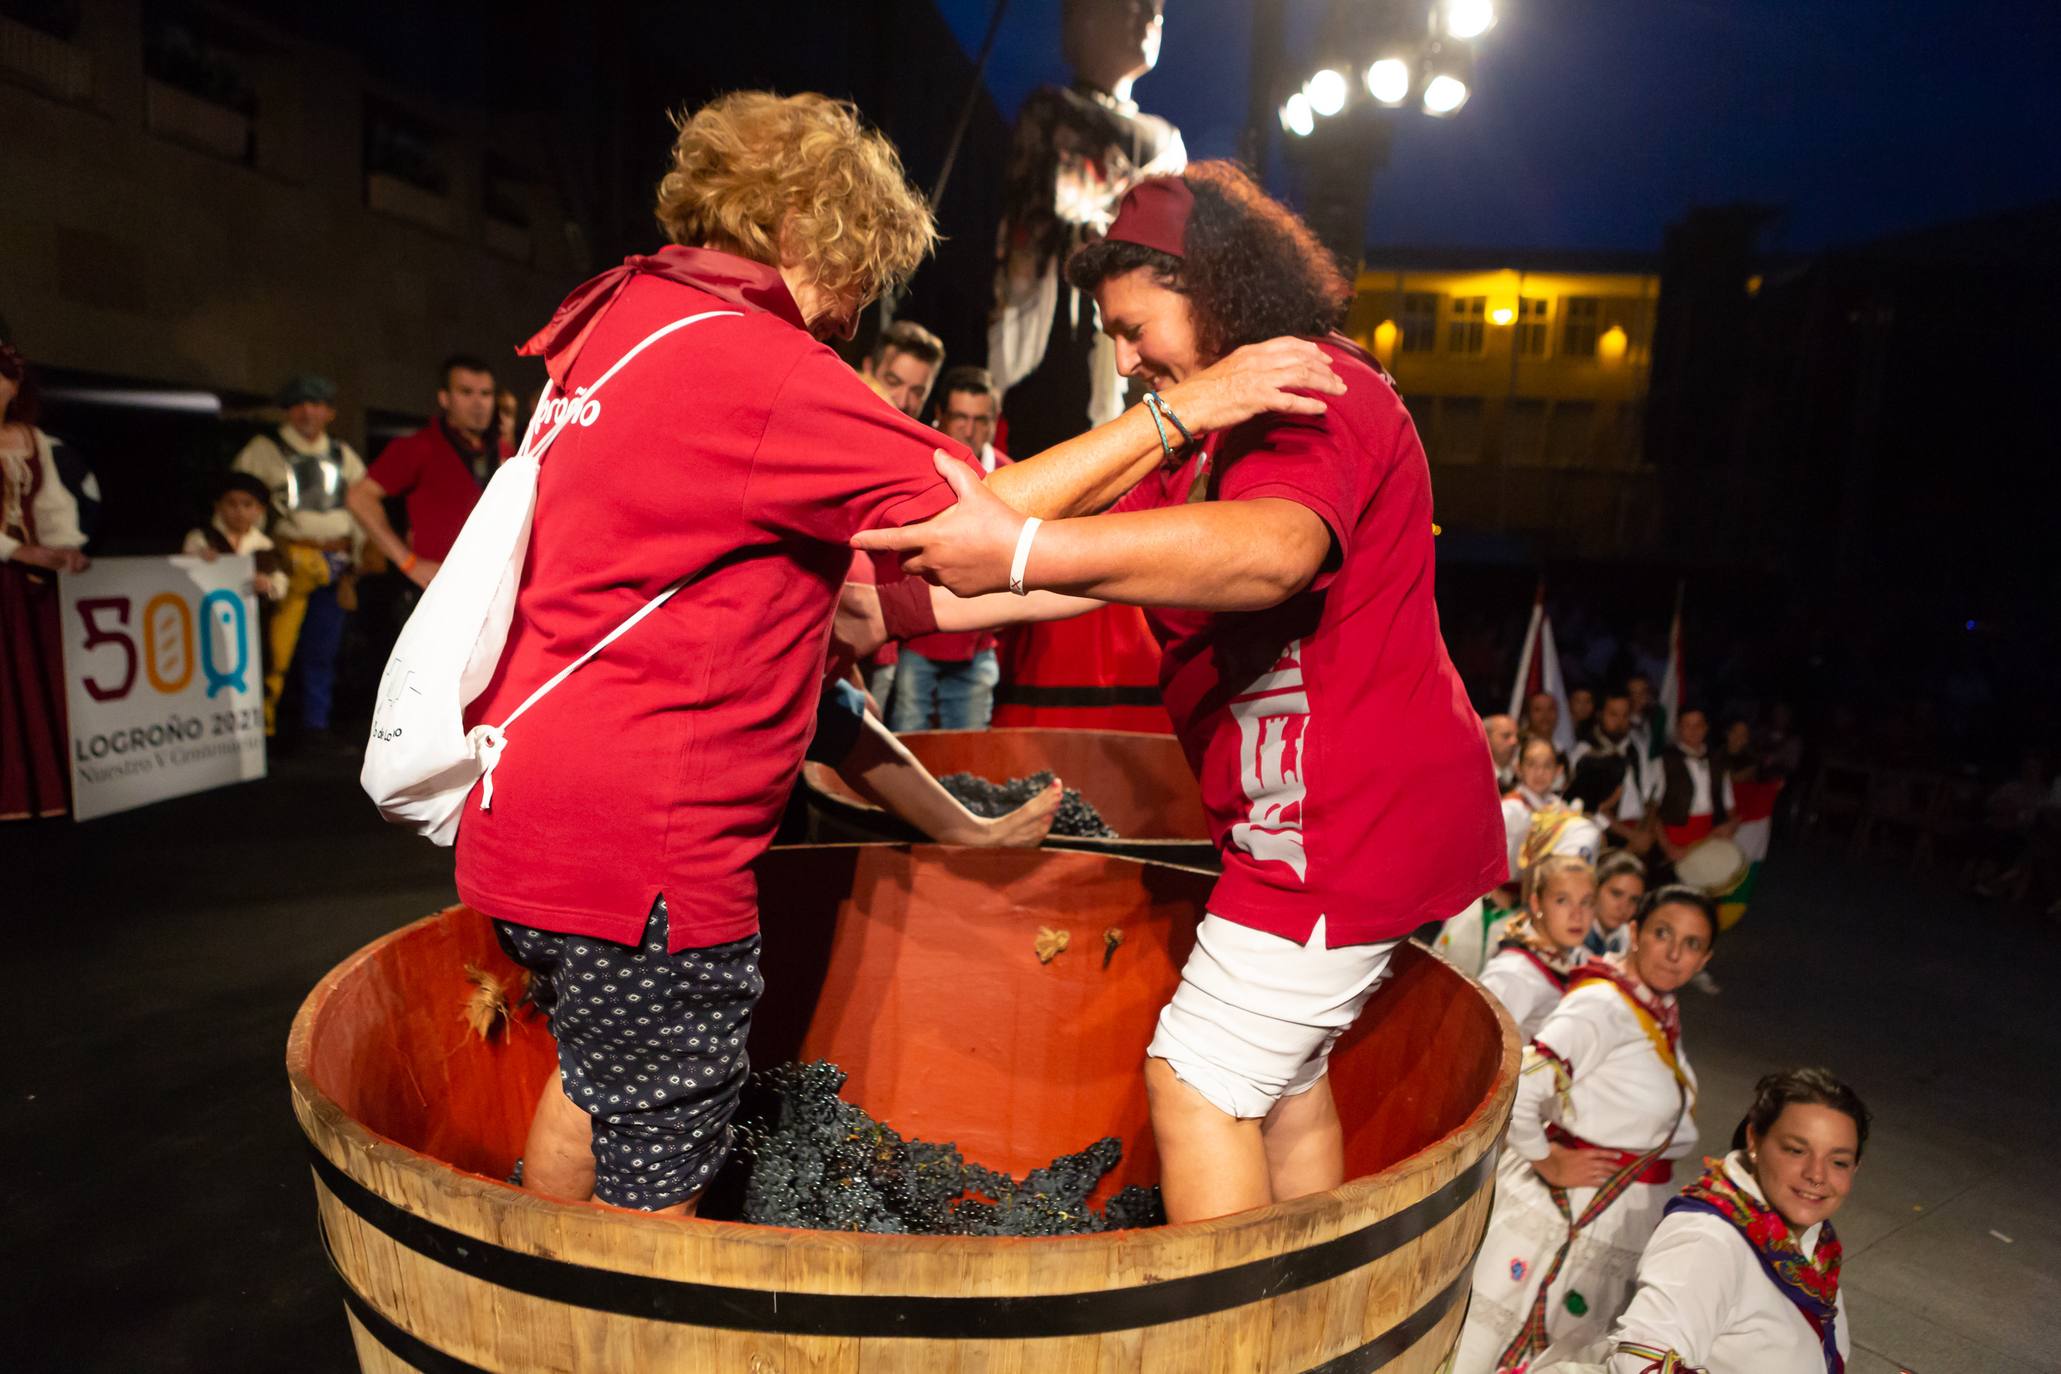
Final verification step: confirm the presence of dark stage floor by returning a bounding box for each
[8,753,2056,1372]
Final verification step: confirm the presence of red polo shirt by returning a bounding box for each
[1115,337,1507,945]
[365,421,512,563]
[454,249,961,951]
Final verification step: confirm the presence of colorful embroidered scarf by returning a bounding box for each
[1665,1156,1844,1374]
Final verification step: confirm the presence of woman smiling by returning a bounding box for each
[1591,1068,1869,1373]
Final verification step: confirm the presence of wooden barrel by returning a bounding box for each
[803,726,1217,867]
[289,846,1518,1373]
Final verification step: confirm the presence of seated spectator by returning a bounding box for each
[1567,685,1596,739]
[1523,689,1564,753]
[183,473,287,602]
[1480,856,1596,1039]
[1719,717,1758,783]
[1571,688,1653,852]
[889,366,1012,730]
[346,354,512,591]
[1586,850,1646,958]
[1485,712,1520,792]
[1567,1067,1869,1373]
[858,318,943,419]
[1650,708,1739,865]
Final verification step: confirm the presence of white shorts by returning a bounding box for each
[1145,914,1400,1120]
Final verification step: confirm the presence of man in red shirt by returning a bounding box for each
[347,354,510,588]
[857,164,1506,1222]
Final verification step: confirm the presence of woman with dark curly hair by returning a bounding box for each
[856,161,1506,1222]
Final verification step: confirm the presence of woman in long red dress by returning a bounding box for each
[0,341,89,821]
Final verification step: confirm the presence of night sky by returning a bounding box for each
[935,0,2061,253]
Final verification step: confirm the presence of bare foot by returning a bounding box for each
[973,779,1064,848]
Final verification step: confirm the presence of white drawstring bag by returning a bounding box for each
[360,308,739,845]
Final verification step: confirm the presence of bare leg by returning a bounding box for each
[1145,1057,1273,1222]
[520,1069,596,1202]
[840,713,1061,847]
[1261,1075,1346,1201]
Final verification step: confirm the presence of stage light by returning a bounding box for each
[1280,91,1315,137]
[1443,0,1496,41]
[1305,67,1349,118]
[1365,56,1411,106]
[1423,72,1470,115]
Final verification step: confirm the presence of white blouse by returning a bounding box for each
[1480,945,1588,1040]
[1603,1151,1850,1374]
[0,427,85,562]
[1510,976,1699,1166]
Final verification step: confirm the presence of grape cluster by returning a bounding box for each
[938,771,1119,839]
[737,1060,1164,1236]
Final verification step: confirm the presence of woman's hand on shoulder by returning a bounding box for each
[1163,338,1345,435]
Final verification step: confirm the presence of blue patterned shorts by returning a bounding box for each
[494,897,763,1210]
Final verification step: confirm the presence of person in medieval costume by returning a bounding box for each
[1479,856,1596,1040]
[985,0,1186,733]
[1453,887,1718,1373]
[0,340,89,821]
[1537,1067,1866,1374]
[232,374,366,738]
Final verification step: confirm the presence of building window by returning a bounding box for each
[1518,297,1549,357]
[1400,293,1439,353]
[1448,296,1486,355]
[1562,296,1600,357]
[365,99,456,232]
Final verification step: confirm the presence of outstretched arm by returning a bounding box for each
[854,456,1332,614]
[982,339,1345,519]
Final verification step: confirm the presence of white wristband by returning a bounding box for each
[1008,516,1043,596]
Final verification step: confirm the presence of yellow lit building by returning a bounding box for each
[1346,250,1662,558]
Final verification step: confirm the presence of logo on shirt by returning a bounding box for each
[1227,640,1310,881]
[538,389,602,429]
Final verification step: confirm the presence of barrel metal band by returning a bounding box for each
[308,1142,1493,1340]
[323,1206,1473,1373]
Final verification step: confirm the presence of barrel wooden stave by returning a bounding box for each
[290,846,1518,1373]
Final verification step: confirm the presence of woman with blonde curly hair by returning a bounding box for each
[461,93,1341,1215]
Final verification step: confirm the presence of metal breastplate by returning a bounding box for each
[283,448,347,513]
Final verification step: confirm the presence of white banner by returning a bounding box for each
[59,555,267,821]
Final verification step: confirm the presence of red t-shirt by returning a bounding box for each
[454,257,960,951]
[1115,338,1506,945]
[365,422,512,563]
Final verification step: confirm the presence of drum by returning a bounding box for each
[1675,835,1749,897]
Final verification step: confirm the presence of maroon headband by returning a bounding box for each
[1104,175,1194,259]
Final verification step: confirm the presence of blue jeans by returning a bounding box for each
[889,648,999,732]
[293,582,347,731]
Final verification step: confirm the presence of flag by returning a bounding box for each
[1509,582,1576,755]
[1653,583,1684,751]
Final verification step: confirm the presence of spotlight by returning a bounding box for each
[1420,40,1474,116]
[1443,0,1495,41]
[1279,91,1315,137]
[1364,56,1411,106]
[1423,73,1470,115]
[1304,67,1349,118]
